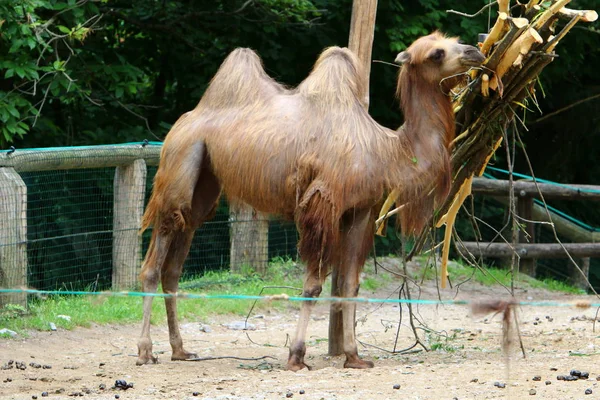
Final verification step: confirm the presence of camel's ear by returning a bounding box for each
[395,51,411,65]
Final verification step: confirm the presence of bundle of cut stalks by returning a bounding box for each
[379,0,598,288]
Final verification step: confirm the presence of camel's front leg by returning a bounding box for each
[287,267,323,371]
[339,208,375,369]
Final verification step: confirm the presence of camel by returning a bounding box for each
[136,31,485,371]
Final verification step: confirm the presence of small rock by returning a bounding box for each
[199,325,212,333]
[99,384,106,390]
[41,392,48,397]
[0,328,18,338]
[49,322,57,331]
[192,392,200,396]
[286,392,293,398]
[29,362,41,369]
[529,389,536,395]
[470,378,478,383]
[550,367,558,371]
[393,384,400,390]
[42,365,52,369]
[15,361,26,370]
[557,375,565,381]
[32,396,38,400]
[57,314,71,321]
[580,371,590,379]
[545,381,551,385]
[115,396,120,399]
[571,370,582,377]
[299,389,305,395]
[533,322,538,326]
[3,378,12,382]
[99,362,105,367]
[494,382,506,388]
[223,321,256,331]
[532,376,541,381]
[585,388,593,395]
[565,375,578,382]
[114,379,133,390]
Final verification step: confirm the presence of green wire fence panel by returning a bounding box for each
[0,143,301,307]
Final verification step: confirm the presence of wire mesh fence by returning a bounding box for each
[1,142,598,307]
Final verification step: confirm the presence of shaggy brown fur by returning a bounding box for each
[136,32,484,371]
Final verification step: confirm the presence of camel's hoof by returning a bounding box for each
[135,354,158,366]
[172,350,198,361]
[286,360,311,372]
[344,358,374,369]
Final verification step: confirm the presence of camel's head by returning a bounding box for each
[395,31,485,86]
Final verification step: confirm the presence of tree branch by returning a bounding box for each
[529,92,600,124]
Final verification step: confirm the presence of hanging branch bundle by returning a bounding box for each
[380,0,598,287]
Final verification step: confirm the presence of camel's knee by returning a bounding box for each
[139,265,159,289]
[302,284,322,299]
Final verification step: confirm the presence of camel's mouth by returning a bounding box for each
[461,46,486,67]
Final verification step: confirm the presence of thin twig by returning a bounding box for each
[529,92,600,124]
[446,1,498,18]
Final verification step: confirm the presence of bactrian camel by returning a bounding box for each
[136,31,485,371]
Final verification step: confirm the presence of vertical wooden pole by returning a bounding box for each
[329,0,378,357]
[572,257,590,291]
[0,167,28,307]
[112,159,147,289]
[229,203,269,275]
[517,195,536,276]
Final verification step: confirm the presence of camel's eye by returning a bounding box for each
[429,48,445,62]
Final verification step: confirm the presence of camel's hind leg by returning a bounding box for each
[136,142,221,365]
[338,208,375,369]
[163,167,220,361]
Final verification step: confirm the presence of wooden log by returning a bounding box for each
[458,242,600,259]
[481,12,509,55]
[490,28,544,92]
[534,0,573,30]
[471,177,600,200]
[558,8,598,22]
[0,168,27,307]
[112,160,147,290]
[229,202,269,275]
[0,143,161,172]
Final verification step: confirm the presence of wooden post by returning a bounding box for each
[329,0,378,357]
[229,203,269,275]
[0,167,28,307]
[517,195,536,276]
[572,257,590,290]
[112,159,147,289]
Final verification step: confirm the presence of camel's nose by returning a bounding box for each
[462,45,485,66]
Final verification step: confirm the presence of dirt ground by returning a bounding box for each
[2,275,600,400]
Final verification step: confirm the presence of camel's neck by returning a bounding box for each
[397,69,455,155]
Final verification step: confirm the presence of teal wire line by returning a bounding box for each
[0,288,596,309]
[483,167,600,232]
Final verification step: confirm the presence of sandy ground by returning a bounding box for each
[2,275,600,400]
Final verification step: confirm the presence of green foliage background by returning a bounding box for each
[1,0,599,287]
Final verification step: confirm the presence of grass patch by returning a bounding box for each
[448,259,585,294]
[0,257,304,337]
